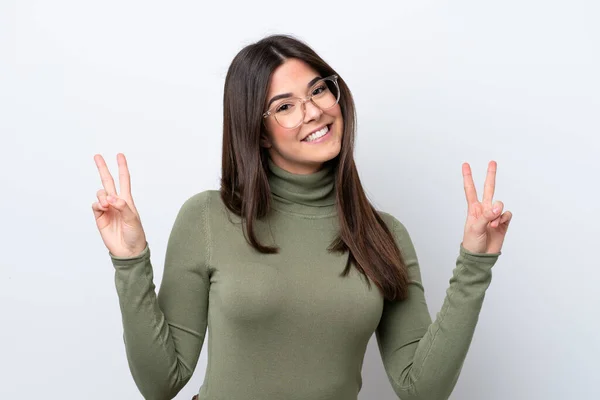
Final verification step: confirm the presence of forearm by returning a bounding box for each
[112,245,194,400]
[394,246,499,400]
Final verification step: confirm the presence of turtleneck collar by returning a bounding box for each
[267,157,337,217]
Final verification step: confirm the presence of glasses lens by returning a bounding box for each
[274,99,304,129]
[273,77,340,129]
[311,78,340,110]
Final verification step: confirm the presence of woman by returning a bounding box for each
[92,34,512,400]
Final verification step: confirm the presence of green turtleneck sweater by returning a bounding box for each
[110,158,501,400]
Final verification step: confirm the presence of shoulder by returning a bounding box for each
[180,190,219,208]
[377,211,417,260]
[175,190,222,219]
[376,210,407,234]
[376,210,415,253]
[177,189,237,224]
[177,189,217,211]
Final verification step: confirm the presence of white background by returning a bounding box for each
[1,0,599,399]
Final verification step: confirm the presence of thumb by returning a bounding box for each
[485,207,500,221]
[473,207,500,231]
[107,195,138,224]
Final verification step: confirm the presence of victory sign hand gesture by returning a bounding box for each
[92,153,147,258]
[461,161,513,254]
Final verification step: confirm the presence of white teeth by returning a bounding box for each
[303,125,329,142]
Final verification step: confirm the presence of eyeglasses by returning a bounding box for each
[263,75,340,129]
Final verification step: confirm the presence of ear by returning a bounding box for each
[260,132,272,149]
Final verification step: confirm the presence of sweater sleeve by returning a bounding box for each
[375,217,501,400]
[109,191,212,400]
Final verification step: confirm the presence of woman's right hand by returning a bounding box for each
[92,153,148,258]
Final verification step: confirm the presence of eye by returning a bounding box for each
[311,84,328,96]
[275,102,295,113]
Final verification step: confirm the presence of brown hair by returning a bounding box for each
[220,34,409,301]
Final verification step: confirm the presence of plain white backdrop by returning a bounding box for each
[1,0,598,399]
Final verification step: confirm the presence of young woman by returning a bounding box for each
[92,34,512,400]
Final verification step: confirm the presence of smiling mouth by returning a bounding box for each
[301,124,332,142]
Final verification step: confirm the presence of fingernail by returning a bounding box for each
[493,208,499,214]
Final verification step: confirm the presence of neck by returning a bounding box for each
[267,153,324,175]
[267,157,337,218]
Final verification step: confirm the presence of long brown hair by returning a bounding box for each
[220,34,410,301]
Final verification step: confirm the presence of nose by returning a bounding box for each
[303,99,323,123]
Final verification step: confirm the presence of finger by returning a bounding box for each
[462,163,479,206]
[491,211,512,229]
[96,189,109,207]
[500,211,513,225]
[92,201,108,219]
[117,153,132,197]
[482,160,497,205]
[488,200,504,222]
[490,215,500,228]
[476,200,504,230]
[492,200,504,216]
[94,154,118,196]
[107,195,138,224]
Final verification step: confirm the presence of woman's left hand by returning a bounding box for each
[461,160,513,254]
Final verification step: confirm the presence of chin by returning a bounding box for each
[312,145,342,165]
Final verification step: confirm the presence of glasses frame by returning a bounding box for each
[262,74,340,129]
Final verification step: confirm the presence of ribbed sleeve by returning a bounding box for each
[110,191,212,400]
[376,217,500,400]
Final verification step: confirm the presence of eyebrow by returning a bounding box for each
[266,76,323,110]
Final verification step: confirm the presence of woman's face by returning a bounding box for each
[261,58,344,175]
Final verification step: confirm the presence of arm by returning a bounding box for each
[375,216,500,400]
[110,191,212,400]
